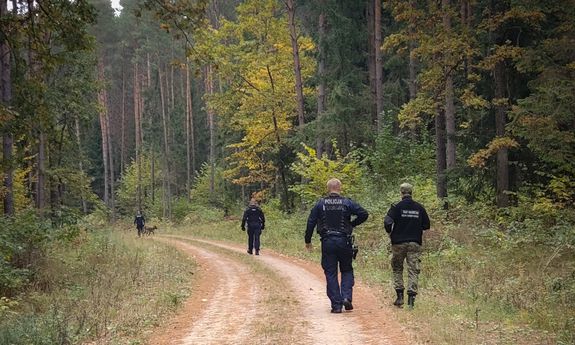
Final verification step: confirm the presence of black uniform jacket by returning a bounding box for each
[242,206,265,231]
[384,196,430,245]
[305,193,369,244]
[134,215,145,227]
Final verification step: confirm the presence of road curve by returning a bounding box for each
[154,235,413,345]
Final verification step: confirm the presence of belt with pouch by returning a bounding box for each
[322,230,350,239]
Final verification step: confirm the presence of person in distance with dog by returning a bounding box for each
[134,210,146,237]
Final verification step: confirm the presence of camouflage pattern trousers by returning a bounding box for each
[391,242,422,295]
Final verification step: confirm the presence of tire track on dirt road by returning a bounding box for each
[164,235,413,345]
[149,238,264,345]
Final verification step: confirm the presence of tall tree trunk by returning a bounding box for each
[134,63,142,211]
[105,88,115,219]
[120,67,126,172]
[98,60,109,207]
[185,62,196,200]
[374,0,384,132]
[151,148,155,204]
[27,0,47,214]
[407,0,417,100]
[159,66,171,219]
[461,0,472,78]
[2,135,14,216]
[443,0,456,168]
[186,66,191,201]
[205,65,216,195]
[170,48,175,111]
[435,110,448,203]
[408,48,417,100]
[36,131,46,212]
[367,0,377,127]
[75,117,88,213]
[1,0,14,216]
[146,52,151,88]
[494,61,509,207]
[266,65,290,209]
[286,0,306,129]
[165,66,172,148]
[316,7,326,158]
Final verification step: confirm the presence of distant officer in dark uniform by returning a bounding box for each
[241,199,265,255]
[134,211,145,237]
[305,178,369,313]
[384,183,430,309]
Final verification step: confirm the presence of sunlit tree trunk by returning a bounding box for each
[286,0,305,129]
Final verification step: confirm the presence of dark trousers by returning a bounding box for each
[321,236,354,309]
[136,225,144,237]
[247,227,262,252]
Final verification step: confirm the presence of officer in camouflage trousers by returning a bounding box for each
[384,183,430,308]
[305,178,369,313]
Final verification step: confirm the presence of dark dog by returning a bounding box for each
[143,225,157,236]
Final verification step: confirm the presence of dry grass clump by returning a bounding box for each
[0,230,196,345]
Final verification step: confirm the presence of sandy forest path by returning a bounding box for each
[148,235,414,345]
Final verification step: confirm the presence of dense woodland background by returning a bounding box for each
[0,0,574,343]
[2,0,574,217]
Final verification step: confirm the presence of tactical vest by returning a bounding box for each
[245,206,262,223]
[317,195,353,236]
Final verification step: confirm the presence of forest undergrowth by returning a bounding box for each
[0,219,195,345]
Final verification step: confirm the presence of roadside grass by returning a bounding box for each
[0,228,195,345]
[168,210,574,345]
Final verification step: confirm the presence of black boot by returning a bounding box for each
[407,294,416,309]
[393,289,404,307]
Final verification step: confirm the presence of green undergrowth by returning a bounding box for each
[0,228,196,345]
[169,203,574,345]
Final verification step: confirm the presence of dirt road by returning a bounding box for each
[149,236,413,345]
